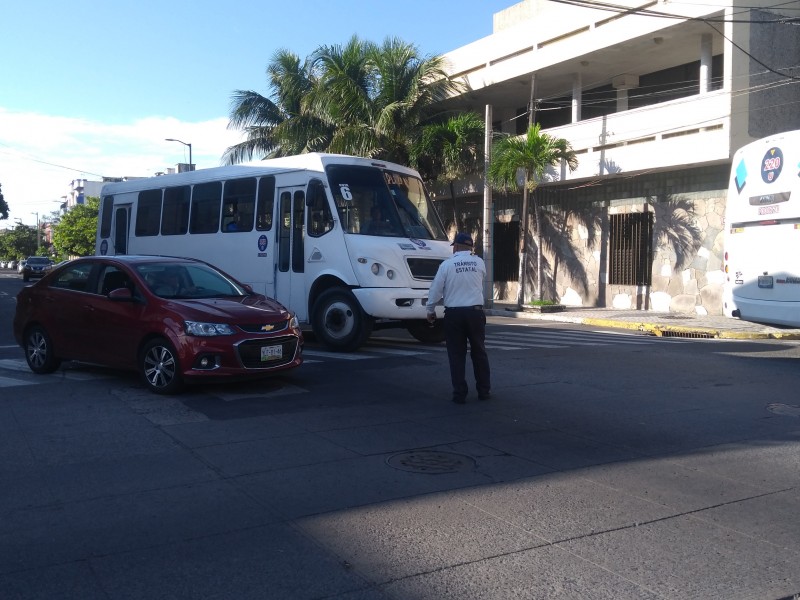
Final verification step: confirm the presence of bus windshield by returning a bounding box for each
[326,164,447,240]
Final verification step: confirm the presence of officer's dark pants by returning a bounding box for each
[443,306,491,400]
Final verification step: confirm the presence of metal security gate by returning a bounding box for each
[609,212,653,285]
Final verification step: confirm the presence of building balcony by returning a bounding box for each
[542,89,731,181]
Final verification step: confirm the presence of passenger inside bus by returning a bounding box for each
[226,212,243,231]
[361,205,400,236]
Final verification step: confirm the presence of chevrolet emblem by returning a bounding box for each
[260,324,275,332]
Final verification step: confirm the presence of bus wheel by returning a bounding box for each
[139,338,184,395]
[405,319,446,344]
[312,288,372,352]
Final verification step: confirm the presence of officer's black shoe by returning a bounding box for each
[478,392,492,401]
[452,395,466,404]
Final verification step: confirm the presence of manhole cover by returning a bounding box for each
[386,450,476,474]
[767,403,800,417]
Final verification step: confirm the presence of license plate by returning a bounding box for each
[260,345,283,361]
[758,275,773,289]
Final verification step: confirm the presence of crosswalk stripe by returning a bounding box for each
[491,333,650,346]
[494,330,644,341]
[301,350,371,361]
[0,326,698,387]
[0,359,31,372]
[486,343,567,350]
[0,359,108,381]
[303,345,429,360]
[0,375,35,387]
[361,347,428,357]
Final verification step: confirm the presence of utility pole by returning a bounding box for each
[483,104,494,308]
[31,212,40,252]
[516,74,536,308]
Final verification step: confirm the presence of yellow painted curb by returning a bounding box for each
[581,318,800,340]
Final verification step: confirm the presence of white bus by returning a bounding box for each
[97,153,452,351]
[723,130,800,327]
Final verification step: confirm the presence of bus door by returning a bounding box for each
[113,205,131,255]
[275,187,307,320]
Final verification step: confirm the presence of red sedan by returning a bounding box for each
[13,255,303,394]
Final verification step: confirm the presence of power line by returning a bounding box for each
[547,0,800,24]
[0,146,106,179]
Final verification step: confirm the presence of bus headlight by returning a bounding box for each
[185,321,236,336]
[386,269,395,280]
[371,263,380,275]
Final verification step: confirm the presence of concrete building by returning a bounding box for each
[66,179,106,209]
[433,0,800,314]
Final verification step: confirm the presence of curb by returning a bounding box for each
[580,318,770,340]
[486,309,800,340]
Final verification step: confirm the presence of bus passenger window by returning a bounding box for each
[222,177,255,232]
[307,179,333,237]
[257,176,275,231]
[135,189,162,236]
[189,181,222,234]
[292,191,305,273]
[100,196,114,239]
[278,191,291,272]
[162,186,190,235]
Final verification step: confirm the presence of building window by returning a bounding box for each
[609,212,653,285]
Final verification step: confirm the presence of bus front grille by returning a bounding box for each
[406,257,444,281]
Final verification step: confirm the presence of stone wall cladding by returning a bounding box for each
[540,165,729,314]
[439,164,730,314]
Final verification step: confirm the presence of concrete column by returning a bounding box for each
[700,33,712,94]
[612,74,638,112]
[616,88,628,112]
[572,73,582,122]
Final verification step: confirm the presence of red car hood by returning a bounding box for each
[168,295,291,323]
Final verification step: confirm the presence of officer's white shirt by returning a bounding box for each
[426,250,486,313]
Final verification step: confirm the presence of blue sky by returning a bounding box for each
[0,0,514,228]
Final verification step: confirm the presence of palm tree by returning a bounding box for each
[487,123,578,307]
[410,112,485,230]
[225,36,463,165]
[224,49,330,164]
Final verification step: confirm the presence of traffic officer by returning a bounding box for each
[426,232,491,404]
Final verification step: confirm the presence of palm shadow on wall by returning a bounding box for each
[525,193,703,305]
[434,187,705,307]
[650,195,703,273]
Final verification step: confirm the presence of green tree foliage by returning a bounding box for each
[410,112,485,230]
[0,183,9,221]
[488,124,578,304]
[225,49,325,163]
[0,224,38,259]
[51,197,99,258]
[224,36,464,169]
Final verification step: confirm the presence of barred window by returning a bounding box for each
[609,212,653,285]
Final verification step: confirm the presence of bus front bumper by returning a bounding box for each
[352,288,443,320]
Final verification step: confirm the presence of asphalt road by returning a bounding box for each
[1,271,799,599]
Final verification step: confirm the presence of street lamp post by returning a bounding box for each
[165,138,193,171]
[31,212,40,252]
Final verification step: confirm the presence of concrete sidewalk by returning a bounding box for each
[485,302,800,340]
